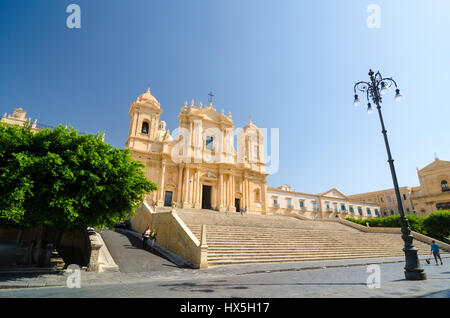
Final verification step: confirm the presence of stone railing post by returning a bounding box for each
[199,224,208,269]
[87,229,103,273]
[88,242,102,273]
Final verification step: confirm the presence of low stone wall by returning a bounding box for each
[338,218,450,252]
[130,203,208,268]
[86,229,119,273]
[0,228,21,243]
[0,228,44,244]
[410,231,450,252]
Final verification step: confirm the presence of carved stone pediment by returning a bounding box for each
[202,172,217,179]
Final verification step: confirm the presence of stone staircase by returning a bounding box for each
[176,209,433,266]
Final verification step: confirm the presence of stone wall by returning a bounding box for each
[338,218,450,252]
[130,202,208,268]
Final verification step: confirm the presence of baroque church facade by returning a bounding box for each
[125,88,269,213]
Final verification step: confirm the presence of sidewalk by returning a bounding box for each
[1,252,448,293]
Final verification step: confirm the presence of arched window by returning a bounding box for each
[441,180,449,192]
[141,122,149,134]
[205,136,214,151]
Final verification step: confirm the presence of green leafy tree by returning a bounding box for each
[0,123,157,230]
[423,210,450,240]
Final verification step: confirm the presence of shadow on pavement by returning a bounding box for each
[110,229,190,270]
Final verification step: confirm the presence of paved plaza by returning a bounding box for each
[0,253,448,298]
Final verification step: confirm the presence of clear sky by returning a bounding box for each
[1,0,449,195]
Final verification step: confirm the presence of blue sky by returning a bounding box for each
[1,0,449,195]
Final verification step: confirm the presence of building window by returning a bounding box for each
[141,122,149,134]
[390,210,394,215]
[358,207,363,215]
[299,200,304,209]
[366,208,371,215]
[287,198,292,209]
[333,203,338,212]
[442,180,449,192]
[375,209,379,216]
[273,198,278,207]
[205,136,214,151]
[403,194,407,200]
[253,146,259,161]
[341,204,346,211]
[313,201,317,211]
[349,206,354,213]
[255,189,261,202]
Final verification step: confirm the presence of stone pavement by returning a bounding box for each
[99,228,186,273]
[0,254,448,297]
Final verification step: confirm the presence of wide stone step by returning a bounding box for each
[207,252,408,260]
[177,211,432,267]
[207,254,411,265]
[207,242,412,249]
[207,250,412,257]
[187,227,354,234]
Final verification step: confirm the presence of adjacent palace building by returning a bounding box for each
[349,158,450,217]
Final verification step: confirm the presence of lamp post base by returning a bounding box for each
[404,270,427,281]
[403,247,427,280]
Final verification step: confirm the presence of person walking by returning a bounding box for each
[430,240,443,265]
[149,228,157,250]
[142,226,151,250]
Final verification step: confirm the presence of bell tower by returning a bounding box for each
[238,118,265,172]
[125,88,163,152]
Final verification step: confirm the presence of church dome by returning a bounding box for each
[136,88,160,107]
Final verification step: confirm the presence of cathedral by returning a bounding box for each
[125,88,269,213]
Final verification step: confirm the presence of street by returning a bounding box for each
[0,255,448,298]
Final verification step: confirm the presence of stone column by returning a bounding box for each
[227,173,231,212]
[183,166,190,207]
[242,178,246,210]
[261,181,267,213]
[158,161,166,206]
[231,174,235,211]
[192,169,197,206]
[219,172,224,211]
[177,165,183,204]
[195,169,201,208]
[246,178,250,211]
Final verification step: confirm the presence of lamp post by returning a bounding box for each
[353,69,426,281]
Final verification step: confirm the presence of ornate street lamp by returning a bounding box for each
[353,69,426,280]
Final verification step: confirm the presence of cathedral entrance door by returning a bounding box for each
[235,198,240,212]
[436,202,450,210]
[164,191,173,207]
[202,185,212,210]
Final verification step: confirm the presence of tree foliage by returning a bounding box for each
[423,210,450,240]
[346,210,450,240]
[0,123,157,230]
